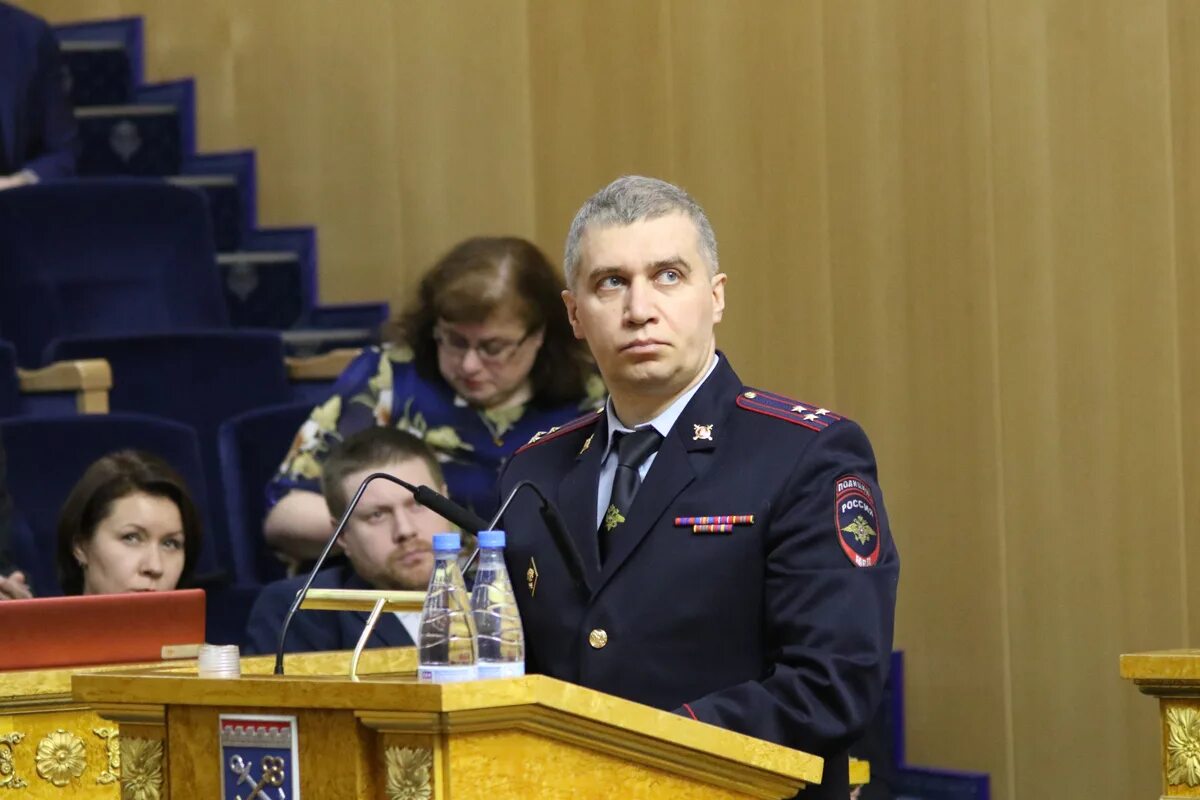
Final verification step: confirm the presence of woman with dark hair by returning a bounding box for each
[265,236,603,561]
[57,450,203,595]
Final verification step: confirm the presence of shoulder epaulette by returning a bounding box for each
[515,408,604,454]
[735,388,845,432]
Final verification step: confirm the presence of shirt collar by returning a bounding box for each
[601,353,720,460]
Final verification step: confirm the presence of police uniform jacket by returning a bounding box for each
[497,355,899,799]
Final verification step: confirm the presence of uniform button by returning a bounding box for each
[588,629,608,649]
[743,391,757,399]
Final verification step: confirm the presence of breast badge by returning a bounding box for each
[835,475,881,567]
[526,556,538,596]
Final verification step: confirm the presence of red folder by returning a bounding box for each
[0,589,205,670]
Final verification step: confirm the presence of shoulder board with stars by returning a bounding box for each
[736,388,844,432]
[515,408,604,454]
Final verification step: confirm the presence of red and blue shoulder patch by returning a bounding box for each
[735,388,844,432]
[835,474,882,567]
[515,408,603,454]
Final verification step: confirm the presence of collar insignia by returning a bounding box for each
[692,423,714,441]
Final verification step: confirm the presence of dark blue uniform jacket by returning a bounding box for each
[497,356,899,799]
[243,564,415,656]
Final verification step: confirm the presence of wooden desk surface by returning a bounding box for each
[1120,649,1200,683]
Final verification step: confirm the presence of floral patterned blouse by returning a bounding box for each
[268,346,605,520]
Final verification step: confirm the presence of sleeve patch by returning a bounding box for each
[835,475,881,567]
[736,389,843,432]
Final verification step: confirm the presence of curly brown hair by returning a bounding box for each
[391,236,592,407]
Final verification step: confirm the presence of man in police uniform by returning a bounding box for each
[498,176,899,799]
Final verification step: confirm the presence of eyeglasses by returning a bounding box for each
[432,326,532,366]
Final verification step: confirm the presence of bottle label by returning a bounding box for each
[476,661,525,680]
[417,664,477,684]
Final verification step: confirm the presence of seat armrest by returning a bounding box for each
[18,358,112,414]
[285,348,361,382]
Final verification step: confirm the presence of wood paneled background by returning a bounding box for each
[20,1,1197,797]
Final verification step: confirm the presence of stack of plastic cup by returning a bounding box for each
[197,644,241,678]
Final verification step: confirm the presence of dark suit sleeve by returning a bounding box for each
[243,574,350,655]
[21,20,77,180]
[681,421,900,758]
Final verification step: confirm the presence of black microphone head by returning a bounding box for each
[413,485,488,533]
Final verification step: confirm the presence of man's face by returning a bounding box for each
[563,212,726,403]
[335,458,447,591]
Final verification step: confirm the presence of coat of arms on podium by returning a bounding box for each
[219,714,299,800]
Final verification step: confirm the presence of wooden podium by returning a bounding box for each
[0,648,412,798]
[1120,649,1200,799]
[72,652,825,799]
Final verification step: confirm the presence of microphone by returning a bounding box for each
[464,480,591,597]
[272,472,487,675]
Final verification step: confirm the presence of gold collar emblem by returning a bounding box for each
[692,424,714,441]
[603,504,626,532]
[579,433,593,455]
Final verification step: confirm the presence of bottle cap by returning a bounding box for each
[432,532,461,552]
[477,529,506,548]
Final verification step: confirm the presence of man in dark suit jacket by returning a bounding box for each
[244,428,450,655]
[497,176,899,800]
[0,1,77,190]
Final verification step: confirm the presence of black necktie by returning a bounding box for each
[600,428,663,559]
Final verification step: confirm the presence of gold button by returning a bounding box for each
[744,391,757,399]
[588,629,608,649]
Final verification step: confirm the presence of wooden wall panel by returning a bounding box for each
[988,1,1182,797]
[665,1,835,398]
[819,4,1012,795]
[387,1,536,296]
[1168,0,1200,651]
[526,1,675,275]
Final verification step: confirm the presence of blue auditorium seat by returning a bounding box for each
[59,40,132,106]
[218,252,306,329]
[75,105,182,176]
[218,402,313,585]
[0,413,217,597]
[0,180,228,367]
[168,174,242,251]
[45,331,293,575]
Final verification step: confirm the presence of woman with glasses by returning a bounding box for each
[264,236,604,562]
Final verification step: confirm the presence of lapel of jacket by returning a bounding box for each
[555,413,608,591]
[593,356,742,593]
[344,570,416,647]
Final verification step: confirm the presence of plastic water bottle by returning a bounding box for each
[470,529,525,679]
[417,532,477,683]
